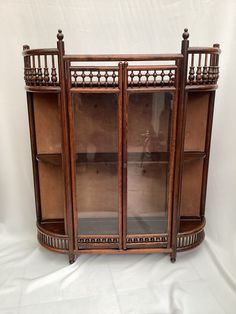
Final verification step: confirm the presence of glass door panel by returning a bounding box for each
[73,93,119,236]
[127,92,172,235]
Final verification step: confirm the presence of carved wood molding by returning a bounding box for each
[177,229,205,251]
[37,228,69,252]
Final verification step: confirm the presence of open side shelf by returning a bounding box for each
[37,221,69,253]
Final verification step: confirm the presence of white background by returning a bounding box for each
[0,0,236,313]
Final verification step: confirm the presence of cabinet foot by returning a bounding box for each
[170,257,176,263]
[69,253,76,264]
[170,252,176,263]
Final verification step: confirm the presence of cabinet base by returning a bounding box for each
[37,219,205,260]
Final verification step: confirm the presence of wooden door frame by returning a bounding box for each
[65,61,123,251]
[122,62,180,250]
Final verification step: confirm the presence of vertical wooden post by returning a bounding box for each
[23,44,43,223]
[170,29,189,263]
[200,43,220,217]
[57,30,75,264]
[118,62,123,250]
[23,45,30,84]
[122,61,128,250]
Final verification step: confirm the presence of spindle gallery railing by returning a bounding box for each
[187,46,220,85]
[22,40,220,90]
[127,65,177,88]
[70,66,119,88]
[22,47,59,86]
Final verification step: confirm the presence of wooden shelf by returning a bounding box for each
[38,218,204,238]
[179,217,205,234]
[185,84,218,92]
[25,86,61,93]
[36,154,62,166]
[39,219,65,236]
[184,151,206,161]
[77,217,167,236]
[36,151,206,165]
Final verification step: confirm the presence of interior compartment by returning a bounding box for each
[128,93,172,153]
[180,158,204,217]
[73,93,118,153]
[33,93,61,153]
[184,92,209,151]
[73,93,119,235]
[76,163,118,235]
[127,162,168,234]
[38,161,64,220]
[126,91,171,235]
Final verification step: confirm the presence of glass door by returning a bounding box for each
[67,62,123,250]
[68,62,176,251]
[72,92,121,249]
[124,91,174,248]
[123,63,177,249]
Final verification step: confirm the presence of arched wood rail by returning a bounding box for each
[36,219,205,253]
[23,43,220,92]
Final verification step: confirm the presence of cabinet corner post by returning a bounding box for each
[171,28,190,262]
[57,30,75,260]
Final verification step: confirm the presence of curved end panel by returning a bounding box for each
[177,220,205,252]
[37,224,69,254]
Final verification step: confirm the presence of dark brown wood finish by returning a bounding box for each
[66,60,123,251]
[57,30,75,263]
[66,59,78,255]
[23,29,220,263]
[26,92,42,221]
[166,81,179,250]
[171,29,189,263]
[200,90,216,217]
[122,61,128,250]
[63,54,183,61]
[24,45,42,222]
[118,62,123,250]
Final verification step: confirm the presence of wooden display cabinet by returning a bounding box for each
[22,29,220,263]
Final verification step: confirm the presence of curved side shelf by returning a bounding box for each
[185,84,218,92]
[25,86,61,93]
[177,218,205,252]
[37,223,69,253]
[37,220,205,254]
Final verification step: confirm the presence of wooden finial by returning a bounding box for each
[23,45,30,50]
[182,28,189,40]
[213,43,220,48]
[57,29,64,41]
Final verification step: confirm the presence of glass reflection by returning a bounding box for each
[73,93,119,235]
[127,92,172,234]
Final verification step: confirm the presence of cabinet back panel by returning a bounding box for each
[126,92,172,235]
[73,93,119,236]
[76,164,118,218]
[184,93,209,152]
[128,93,171,153]
[38,162,64,220]
[180,159,204,217]
[34,93,61,154]
[127,163,167,218]
[75,162,167,234]
[73,94,118,153]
